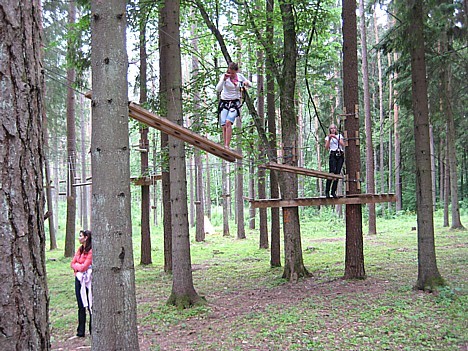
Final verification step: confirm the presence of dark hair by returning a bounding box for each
[79,230,92,254]
[228,62,239,71]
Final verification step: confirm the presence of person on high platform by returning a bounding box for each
[216,62,251,149]
[324,123,345,198]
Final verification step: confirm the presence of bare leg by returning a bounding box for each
[222,124,227,146]
[224,120,232,148]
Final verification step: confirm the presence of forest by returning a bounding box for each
[0,0,466,350]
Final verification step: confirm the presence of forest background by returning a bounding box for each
[41,0,467,242]
[4,0,467,350]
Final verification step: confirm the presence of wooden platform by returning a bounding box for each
[250,193,396,208]
[130,174,162,186]
[260,162,342,180]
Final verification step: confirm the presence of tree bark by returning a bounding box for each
[44,101,57,250]
[160,0,201,308]
[205,153,212,219]
[64,0,77,258]
[430,125,437,211]
[236,118,246,240]
[90,0,140,348]
[267,0,281,267]
[374,8,385,196]
[279,1,308,282]
[139,13,152,265]
[191,29,205,243]
[442,41,465,229]
[79,95,89,230]
[0,1,50,348]
[444,142,450,227]
[343,0,365,279]
[407,0,444,290]
[222,161,230,237]
[393,54,402,211]
[359,0,376,234]
[257,52,268,248]
[195,151,205,242]
[159,6,172,273]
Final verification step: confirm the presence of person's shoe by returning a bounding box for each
[331,192,338,199]
[326,193,332,198]
[76,333,85,338]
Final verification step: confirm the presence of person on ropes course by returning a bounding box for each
[216,61,251,149]
[324,123,345,198]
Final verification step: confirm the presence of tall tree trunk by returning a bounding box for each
[189,155,195,228]
[205,153,212,219]
[139,12,152,265]
[343,0,365,279]
[279,1,308,282]
[235,118,246,240]
[407,0,444,290]
[443,137,450,227]
[249,155,256,230]
[386,50,397,211]
[195,150,205,242]
[359,0,376,234]
[44,100,57,250]
[267,0,281,267]
[442,49,464,229]
[430,125,437,211]
[222,161,230,237]
[257,52,268,249]
[152,135,159,227]
[375,9,385,196]
[79,95,89,230]
[191,27,205,242]
[393,53,402,211]
[90,0,140,348]
[0,1,50,348]
[64,0,77,258]
[160,0,201,307]
[159,8,172,273]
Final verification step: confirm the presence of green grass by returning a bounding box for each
[47,208,467,350]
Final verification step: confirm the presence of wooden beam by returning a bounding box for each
[85,92,241,162]
[72,182,92,187]
[260,162,342,180]
[128,103,241,163]
[250,193,397,208]
[130,174,162,186]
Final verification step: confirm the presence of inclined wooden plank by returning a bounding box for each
[250,194,397,208]
[260,162,342,180]
[128,102,241,163]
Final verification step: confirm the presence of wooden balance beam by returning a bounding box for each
[260,162,342,180]
[128,103,241,163]
[85,92,241,163]
[250,193,397,209]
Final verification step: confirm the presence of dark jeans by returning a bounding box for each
[75,277,91,337]
[326,152,344,196]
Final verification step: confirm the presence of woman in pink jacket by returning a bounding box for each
[71,230,92,337]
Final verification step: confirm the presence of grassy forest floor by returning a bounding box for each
[48,209,467,351]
